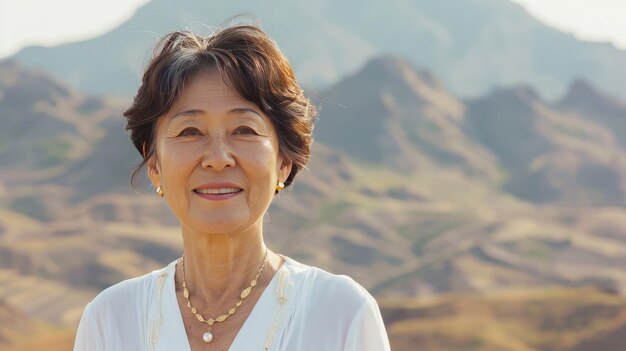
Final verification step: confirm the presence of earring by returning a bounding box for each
[276,181,285,193]
[156,186,164,197]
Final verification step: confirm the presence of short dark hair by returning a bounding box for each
[124,24,317,191]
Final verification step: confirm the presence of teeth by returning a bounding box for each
[196,188,240,194]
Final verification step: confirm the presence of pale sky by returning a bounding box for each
[509,0,626,49]
[0,0,150,58]
[0,0,625,59]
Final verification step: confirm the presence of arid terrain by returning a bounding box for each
[3,1,626,350]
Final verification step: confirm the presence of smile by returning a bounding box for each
[194,188,242,194]
[193,187,243,201]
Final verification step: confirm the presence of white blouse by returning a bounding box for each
[73,256,391,351]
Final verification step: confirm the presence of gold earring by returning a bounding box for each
[156,186,164,197]
[276,181,285,193]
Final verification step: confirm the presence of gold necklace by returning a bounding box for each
[179,248,269,344]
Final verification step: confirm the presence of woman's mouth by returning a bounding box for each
[193,187,243,200]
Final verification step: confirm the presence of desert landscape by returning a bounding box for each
[2,0,626,350]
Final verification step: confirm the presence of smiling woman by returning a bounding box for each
[72,23,390,351]
[148,69,288,237]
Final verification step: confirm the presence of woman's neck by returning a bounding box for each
[176,223,276,306]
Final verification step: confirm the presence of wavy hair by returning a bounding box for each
[123,24,317,191]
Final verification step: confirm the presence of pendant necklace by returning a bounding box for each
[179,248,269,343]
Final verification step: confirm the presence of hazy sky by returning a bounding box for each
[0,0,150,58]
[1,0,625,59]
[510,0,626,48]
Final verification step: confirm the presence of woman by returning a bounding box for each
[74,23,390,351]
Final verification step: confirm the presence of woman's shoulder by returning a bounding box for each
[284,257,376,312]
[86,260,175,316]
[74,261,176,350]
[281,257,390,349]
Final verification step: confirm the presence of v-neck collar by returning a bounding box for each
[164,257,289,351]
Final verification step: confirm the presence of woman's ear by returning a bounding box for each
[278,157,293,184]
[146,152,161,189]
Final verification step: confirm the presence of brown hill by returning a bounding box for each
[558,78,626,148]
[381,287,626,351]
[0,60,128,221]
[315,55,501,180]
[0,298,74,351]
[316,57,626,207]
[0,299,32,346]
[0,304,74,351]
[465,84,626,206]
[0,61,119,185]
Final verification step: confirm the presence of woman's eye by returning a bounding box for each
[178,127,201,137]
[234,127,258,135]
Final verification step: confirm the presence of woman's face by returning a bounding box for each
[147,69,291,235]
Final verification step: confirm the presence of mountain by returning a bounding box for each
[0,60,133,223]
[0,60,122,185]
[558,79,626,148]
[465,83,626,205]
[315,55,500,180]
[0,60,82,178]
[5,55,626,350]
[7,0,626,101]
[5,56,626,298]
[316,56,626,207]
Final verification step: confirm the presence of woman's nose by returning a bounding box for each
[201,135,235,171]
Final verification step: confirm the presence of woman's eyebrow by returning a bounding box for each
[228,107,268,128]
[228,107,263,118]
[171,107,262,120]
[171,109,204,120]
